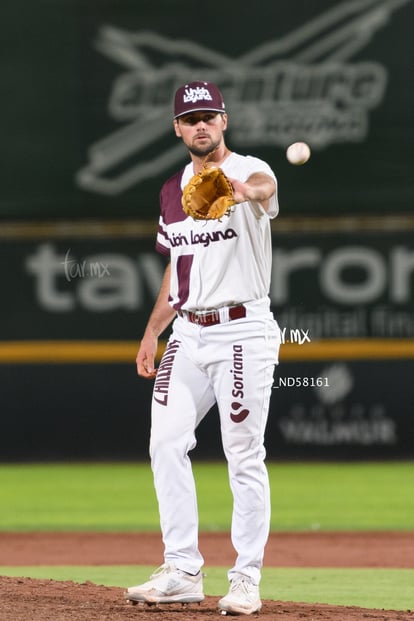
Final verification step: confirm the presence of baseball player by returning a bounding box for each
[125,81,281,615]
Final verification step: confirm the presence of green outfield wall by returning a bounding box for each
[2,0,413,218]
[1,0,413,460]
[1,220,413,461]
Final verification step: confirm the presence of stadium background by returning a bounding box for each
[1,0,414,462]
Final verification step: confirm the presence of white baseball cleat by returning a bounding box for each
[124,562,204,605]
[218,574,262,615]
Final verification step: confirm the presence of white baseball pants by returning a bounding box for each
[149,306,280,584]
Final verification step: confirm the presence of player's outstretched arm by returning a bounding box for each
[229,172,277,212]
[136,263,176,379]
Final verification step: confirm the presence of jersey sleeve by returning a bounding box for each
[245,156,279,219]
[155,214,170,256]
[155,169,187,255]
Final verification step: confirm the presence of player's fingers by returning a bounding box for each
[226,176,237,192]
[137,365,156,379]
[136,354,157,379]
[226,177,244,203]
[142,364,157,379]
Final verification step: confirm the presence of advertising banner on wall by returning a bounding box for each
[1,220,413,459]
[268,359,414,459]
[1,222,413,341]
[271,223,414,340]
[1,358,412,460]
[3,0,414,218]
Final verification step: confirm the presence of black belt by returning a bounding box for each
[178,304,246,326]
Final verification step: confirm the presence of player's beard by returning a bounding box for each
[188,137,221,158]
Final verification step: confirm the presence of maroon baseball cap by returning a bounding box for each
[174,81,225,119]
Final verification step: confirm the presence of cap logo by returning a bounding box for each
[183,86,213,104]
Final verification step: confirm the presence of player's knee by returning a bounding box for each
[150,433,196,462]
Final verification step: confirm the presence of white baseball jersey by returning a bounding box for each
[150,151,280,584]
[156,152,278,312]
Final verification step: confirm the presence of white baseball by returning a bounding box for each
[286,142,311,165]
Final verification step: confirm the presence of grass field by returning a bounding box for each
[0,461,413,610]
[0,461,413,531]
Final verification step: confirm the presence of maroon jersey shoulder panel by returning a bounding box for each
[155,240,170,256]
[159,169,188,225]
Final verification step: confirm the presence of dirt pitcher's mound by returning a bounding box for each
[1,533,414,620]
[0,576,413,621]
[1,531,414,567]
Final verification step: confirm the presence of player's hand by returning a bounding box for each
[227,177,250,204]
[136,333,158,379]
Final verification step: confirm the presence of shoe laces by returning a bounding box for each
[150,562,177,579]
[230,574,256,595]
